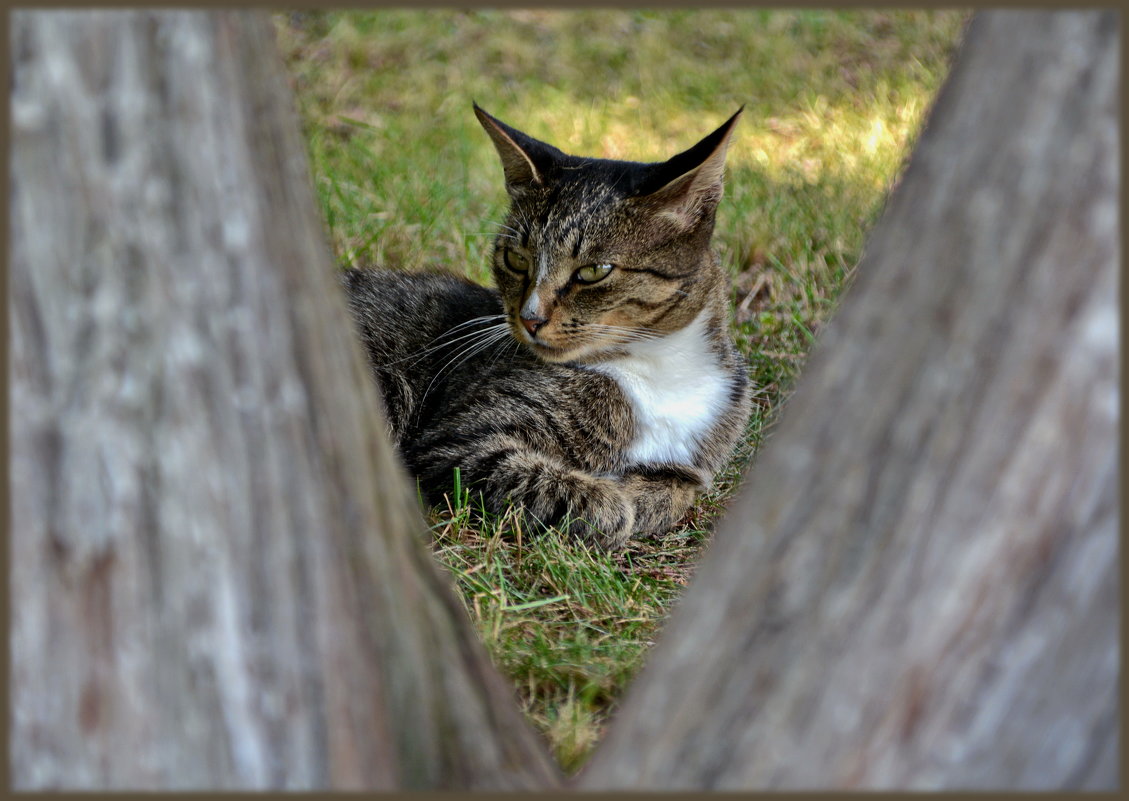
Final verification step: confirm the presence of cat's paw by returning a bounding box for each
[474,450,636,548]
[559,477,635,550]
[621,464,707,536]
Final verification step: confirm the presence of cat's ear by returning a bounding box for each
[635,107,743,227]
[474,103,563,193]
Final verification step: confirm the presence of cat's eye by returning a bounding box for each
[504,248,531,274]
[575,263,615,284]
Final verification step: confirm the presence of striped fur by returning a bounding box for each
[342,106,751,548]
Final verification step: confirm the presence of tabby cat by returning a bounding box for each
[342,104,751,548]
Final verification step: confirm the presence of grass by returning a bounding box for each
[274,8,969,773]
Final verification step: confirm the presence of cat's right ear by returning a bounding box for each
[474,103,561,193]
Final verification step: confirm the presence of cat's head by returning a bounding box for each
[475,104,741,364]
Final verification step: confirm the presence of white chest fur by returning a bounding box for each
[591,311,729,466]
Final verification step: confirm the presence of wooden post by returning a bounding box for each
[10,10,561,790]
[579,10,1118,790]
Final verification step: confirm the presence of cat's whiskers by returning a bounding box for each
[580,333,660,350]
[583,329,657,341]
[488,334,523,370]
[401,316,506,363]
[565,326,666,358]
[577,322,665,346]
[481,218,522,234]
[441,313,508,335]
[586,328,662,340]
[433,327,510,380]
[584,321,663,335]
[504,209,535,243]
[418,322,512,407]
[481,219,525,244]
[378,314,507,368]
[424,328,512,403]
[399,327,507,370]
[465,231,517,239]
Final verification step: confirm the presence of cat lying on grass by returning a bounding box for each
[343,104,750,548]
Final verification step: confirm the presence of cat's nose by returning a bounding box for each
[520,314,548,335]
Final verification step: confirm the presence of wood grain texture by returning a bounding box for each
[9,10,560,790]
[578,10,1119,790]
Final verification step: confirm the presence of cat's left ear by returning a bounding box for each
[635,107,743,227]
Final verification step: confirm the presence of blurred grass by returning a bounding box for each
[274,8,968,773]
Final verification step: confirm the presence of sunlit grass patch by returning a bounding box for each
[276,7,969,772]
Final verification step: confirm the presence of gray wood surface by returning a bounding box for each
[578,10,1119,790]
[10,10,560,790]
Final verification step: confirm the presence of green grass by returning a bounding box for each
[275,8,968,773]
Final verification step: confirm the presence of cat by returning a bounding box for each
[342,103,751,549]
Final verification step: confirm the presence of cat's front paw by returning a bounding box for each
[621,464,707,537]
[558,477,635,550]
[466,450,636,549]
[498,455,636,549]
